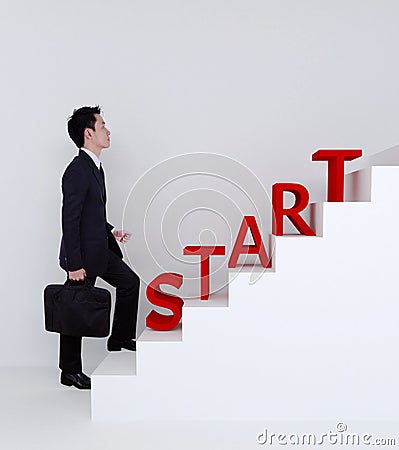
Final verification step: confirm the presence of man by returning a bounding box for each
[58,105,140,390]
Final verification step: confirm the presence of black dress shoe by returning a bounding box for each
[60,371,91,390]
[107,337,136,352]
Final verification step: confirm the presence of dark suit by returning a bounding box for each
[58,149,140,373]
[59,149,123,276]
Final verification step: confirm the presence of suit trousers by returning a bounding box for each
[59,248,140,373]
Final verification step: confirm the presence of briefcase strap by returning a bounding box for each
[64,277,94,289]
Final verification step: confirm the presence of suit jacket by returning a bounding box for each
[59,149,123,276]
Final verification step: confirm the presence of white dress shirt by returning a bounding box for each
[81,147,101,169]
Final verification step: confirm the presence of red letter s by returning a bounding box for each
[146,273,184,331]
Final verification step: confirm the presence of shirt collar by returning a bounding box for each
[81,147,101,169]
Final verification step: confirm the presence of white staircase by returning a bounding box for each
[91,149,399,421]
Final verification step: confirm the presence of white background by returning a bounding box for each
[1,0,399,368]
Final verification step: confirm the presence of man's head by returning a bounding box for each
[67,105,111,151]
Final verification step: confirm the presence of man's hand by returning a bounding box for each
[68,268,86,281]
[112,229,132,243]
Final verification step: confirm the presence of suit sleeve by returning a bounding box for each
[61,166,89,271]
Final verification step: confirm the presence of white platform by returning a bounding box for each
[91,155,399,421]
[1,368,397,450]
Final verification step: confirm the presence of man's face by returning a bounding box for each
[87,114,111,149]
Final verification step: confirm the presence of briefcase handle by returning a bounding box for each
[64,277,94,289]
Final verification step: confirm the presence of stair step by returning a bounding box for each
[93,351,136,376]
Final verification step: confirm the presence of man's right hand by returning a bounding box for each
[68,268,86,281]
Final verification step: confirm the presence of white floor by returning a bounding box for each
[0,367,397,450]
[0,367,258,450]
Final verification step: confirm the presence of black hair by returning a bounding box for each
[67,105,102,148]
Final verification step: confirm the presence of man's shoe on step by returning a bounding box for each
[60,371,91,390]
[107,337,136,352]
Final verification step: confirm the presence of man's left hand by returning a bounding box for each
[112,229,132,243]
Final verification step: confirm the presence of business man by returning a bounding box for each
[58,105,140,390]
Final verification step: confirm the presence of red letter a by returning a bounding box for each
[228,216,271,269]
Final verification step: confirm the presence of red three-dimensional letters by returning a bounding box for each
[312,149,362,201]
[228,216,271,268]
[272,183,315,236]
[146,272,184,331]
[183,246,226,300]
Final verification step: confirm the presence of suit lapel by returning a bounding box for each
[79,149,106,203]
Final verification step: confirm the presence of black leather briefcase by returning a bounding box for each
[44,278,111,337]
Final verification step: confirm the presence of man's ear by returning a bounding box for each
[84,128,93,140]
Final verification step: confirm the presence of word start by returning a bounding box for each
[146,149,362,331]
